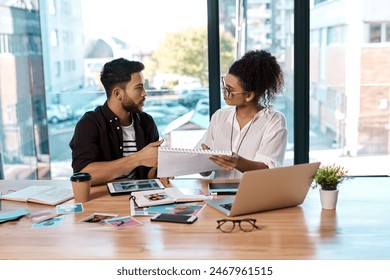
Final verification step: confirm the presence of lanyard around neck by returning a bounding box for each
[230,111,256,154]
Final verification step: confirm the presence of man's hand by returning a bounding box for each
[138,139,164,167]
[159,177,174,187]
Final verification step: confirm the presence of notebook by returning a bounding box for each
[0,185,73,206]
[129,188,210,207]
[157,147,232,177]
[205,162,321,216]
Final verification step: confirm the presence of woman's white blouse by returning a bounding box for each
[203,107,287,179]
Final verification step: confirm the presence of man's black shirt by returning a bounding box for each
[69,102,159,179]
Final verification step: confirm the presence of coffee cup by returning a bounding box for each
[70,172,92,203]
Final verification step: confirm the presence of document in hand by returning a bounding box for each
[130,188,211,208]
[1,185,73,206]
[157,147,233,177]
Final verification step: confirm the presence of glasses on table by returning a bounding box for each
[216,218,259,233]
[220,76,248,99]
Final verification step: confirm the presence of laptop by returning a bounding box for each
[205,162,320,216]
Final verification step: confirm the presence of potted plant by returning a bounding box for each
[313,164,348,210]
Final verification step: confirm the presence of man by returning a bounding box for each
[69,58,163,186]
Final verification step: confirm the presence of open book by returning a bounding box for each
[130,188,211,207]
[157,147,233,177]
[1,185,74,206]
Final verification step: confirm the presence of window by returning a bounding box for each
[51,30,58,46]
[2,0,390,179]
[369,23,381,43]
[0,2,50,179]
[62,0,72,15]
[0,34,9,53]
[42,0,209,178]
[367,22,390,43]
[48,0,56,14]
[314,0,328,5]
[225,0,293,164]
[54,61,61,77]
[311,2,390,175]
[310,29,320,46]
[327,25,348,45]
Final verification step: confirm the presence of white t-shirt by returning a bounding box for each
[203,107,287,179]
[118,121,137,179]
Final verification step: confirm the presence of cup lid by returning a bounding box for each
[70,172,92,182]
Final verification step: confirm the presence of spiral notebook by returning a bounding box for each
[157,147,232,177]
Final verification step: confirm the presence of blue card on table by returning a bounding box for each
[32,216,65,229]
[56,203,84,214]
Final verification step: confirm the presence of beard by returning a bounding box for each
[122,98,144,113]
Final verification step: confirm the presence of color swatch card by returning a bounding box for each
[56,203,84,214]
[104,216,142,230]
[32,216,65,229]
[81,213,118,223]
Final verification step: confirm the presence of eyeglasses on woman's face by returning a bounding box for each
[220,76,248,99]
[216,218,259,233]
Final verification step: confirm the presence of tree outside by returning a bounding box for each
[146,27,235,87]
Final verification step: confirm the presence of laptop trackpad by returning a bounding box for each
[205,196,235,214]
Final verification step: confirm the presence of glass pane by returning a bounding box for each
[369,24,381,43]
[0,1,50,179]
[310,2,390,175]
[224,0,294,166]
[386,23,390,42]
[41,0,208,178]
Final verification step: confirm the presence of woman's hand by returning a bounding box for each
[201,143,209,150]
[209,153,239,171]
[200,143,212,176]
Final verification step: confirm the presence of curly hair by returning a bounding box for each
[100,58,144,98]
[228,50,284,109]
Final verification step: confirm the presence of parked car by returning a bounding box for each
[144,99,189,117]
[47,104,72,124]
[179,88,209,108]
[143,106,177,124]
[146,110,170,126]
[74,104,97,120]
[194,97,228,115]
[74,95,106,120]
[194,98,209,115]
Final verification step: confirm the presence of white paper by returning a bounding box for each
[157,147,232,177]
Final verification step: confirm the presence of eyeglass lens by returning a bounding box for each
[220,77,229,97]
[217,219,258,233]
[217,220,235,232]
[239,220,256,232]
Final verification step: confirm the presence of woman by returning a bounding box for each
[201,50,287,179]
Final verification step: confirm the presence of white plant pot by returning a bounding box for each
[319,189,339,210]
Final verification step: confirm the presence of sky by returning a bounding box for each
[81,0,207,50]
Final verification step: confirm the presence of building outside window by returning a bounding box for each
[310,0,390,175]
[1,0,390,179]
[0,0,50,179]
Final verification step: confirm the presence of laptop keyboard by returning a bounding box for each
[220,203,232,211]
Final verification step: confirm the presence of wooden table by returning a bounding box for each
[0,177,389,260]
